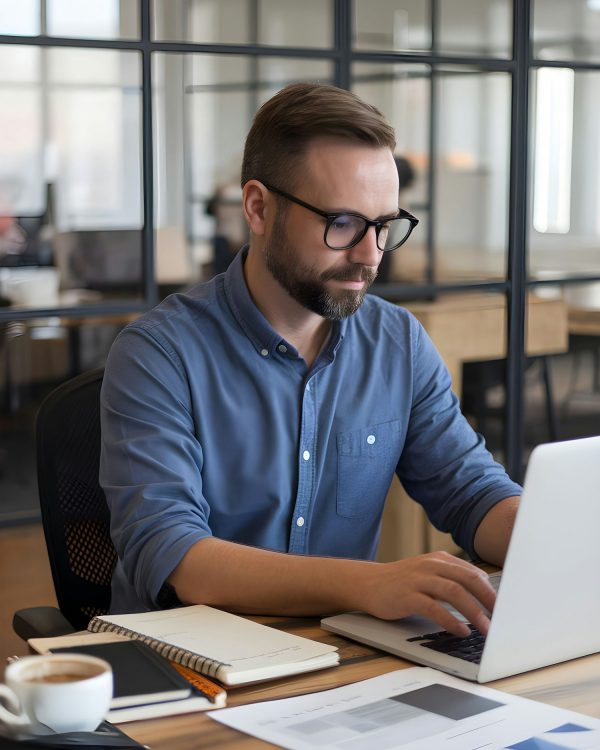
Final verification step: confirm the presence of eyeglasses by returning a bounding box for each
[260,181,418,252]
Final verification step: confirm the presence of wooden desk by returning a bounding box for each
[405,293,568,397]
[569,304,600,337]
[121,616,600,750]
[377,293,569,561]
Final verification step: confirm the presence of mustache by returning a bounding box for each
[321,265,378,284]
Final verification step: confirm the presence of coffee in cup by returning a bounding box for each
[24,672,85,684]
[0,654,113,737]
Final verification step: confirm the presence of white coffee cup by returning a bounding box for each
[0,654,113,737]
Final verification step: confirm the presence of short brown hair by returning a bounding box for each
[241,83,396,190]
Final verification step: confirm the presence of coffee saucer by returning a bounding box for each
[0,721,147,748]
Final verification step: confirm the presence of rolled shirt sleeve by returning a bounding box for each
[100,325,212,611]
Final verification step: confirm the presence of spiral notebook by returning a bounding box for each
[88,605,339,686]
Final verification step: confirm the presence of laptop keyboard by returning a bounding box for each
[405,574,499,665]
[407,625,485,664]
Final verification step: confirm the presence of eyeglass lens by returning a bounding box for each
[326,215,413,251]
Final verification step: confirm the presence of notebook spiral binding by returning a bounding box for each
[87,618,231,678]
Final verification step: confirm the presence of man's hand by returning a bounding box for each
[358,551,495,637]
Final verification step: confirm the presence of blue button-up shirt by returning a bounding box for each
[100,247,521,613]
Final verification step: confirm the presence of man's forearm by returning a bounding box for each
[473,495,520,566]
[168,536,503,637]
[168,536,368,616]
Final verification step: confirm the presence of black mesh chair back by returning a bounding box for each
[36,368,115,630]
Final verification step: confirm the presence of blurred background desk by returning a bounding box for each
[377,293,569,561]
[405,293,568,396]
[565,304,600,401]
[58,309,141,378]
[569,304,600,338]
[0,298,140,414]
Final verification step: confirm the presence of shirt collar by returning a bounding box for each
[223,245,347,359]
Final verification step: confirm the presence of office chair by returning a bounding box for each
[13,368,116,641]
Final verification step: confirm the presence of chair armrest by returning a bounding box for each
[13,607,76,641]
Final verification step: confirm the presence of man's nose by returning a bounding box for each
[347,225,382,267]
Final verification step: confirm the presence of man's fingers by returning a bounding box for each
[425,577,492,635]
[423,557,497,615]
[413,596,473,637]
[452,569,496,616]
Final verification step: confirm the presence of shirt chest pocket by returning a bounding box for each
[336,419,403,518]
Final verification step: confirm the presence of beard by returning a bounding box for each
[264,211,378,320]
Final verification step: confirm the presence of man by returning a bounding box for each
[101,83,521,637]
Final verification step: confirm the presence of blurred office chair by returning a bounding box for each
[13,368,116,640]
[462,356,558,447]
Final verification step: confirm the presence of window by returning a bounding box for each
[532,67,574,235]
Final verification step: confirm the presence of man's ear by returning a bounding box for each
[242,180,270,237]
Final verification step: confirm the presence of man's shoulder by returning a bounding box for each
[106,276,230,374]
[125,276,223,336]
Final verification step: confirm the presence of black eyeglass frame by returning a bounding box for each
[259,181,419,252]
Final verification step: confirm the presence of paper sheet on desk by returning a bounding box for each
[210,667,600,750]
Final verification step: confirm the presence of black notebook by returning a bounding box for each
[51,640,191,709]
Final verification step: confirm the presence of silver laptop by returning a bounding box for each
[322,435,600,683]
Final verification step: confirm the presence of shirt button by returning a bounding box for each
[305,382,310,391]
[367,434,376,445]
[278,344,287,353]
[296,517,305,527]
[303,450,310,461]
[260,348,268,357]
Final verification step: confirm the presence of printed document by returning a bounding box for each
[210,667,600,750]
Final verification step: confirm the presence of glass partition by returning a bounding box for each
[353,0,430,52]
[435,68,511,283]
[527,2,600,466]
[529,69,600,281]
[153,53,334,281]
[352,62,430,284]
[0,0,139,39]
[354,0,512,57]
[0,46,143,308]
[153,0,333,47]
[436,0,512,58]
[0,45,44,222]
[0,0,40,36]
[533,0,600,63]
[47,0,139,39]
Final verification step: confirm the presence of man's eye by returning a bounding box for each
[331,216,351,230]
[331,215,359,232]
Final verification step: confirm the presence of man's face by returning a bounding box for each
[263,139,399,320]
